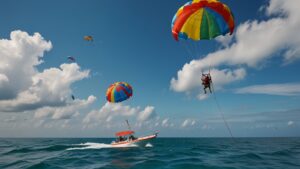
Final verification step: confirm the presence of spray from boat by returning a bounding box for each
[67,142,138,150]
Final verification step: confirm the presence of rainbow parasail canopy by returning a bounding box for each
[171,0,235,41]
[106,82,133,103]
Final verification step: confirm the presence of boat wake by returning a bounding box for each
[67,142,138,150]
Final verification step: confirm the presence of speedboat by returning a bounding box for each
[111,130,158,147]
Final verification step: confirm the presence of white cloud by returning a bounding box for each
[197,93,209,100]
[61,120,71,129]
[170,0,300,97]
[34,95,96,120]
[210,68,246,90]
[135,117,176,129]
[83,102,156,127]
[4,116,16,123]
[161,118,174,127]
[181,118,196,128]
[201,124,213,130]
[0,30,92,114]
[137,106,156,122]
[287,121,294,126]
[215,35,233,48]
[83,102,138,124]
[0,63,90,112]
[171,67,246,96]
[32,118,75,129]
[0,74,9,87]
[236,83,300,96]
[0,30,52,100]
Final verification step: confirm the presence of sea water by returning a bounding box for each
[0,138,299,169]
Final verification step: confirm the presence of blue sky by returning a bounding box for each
[0,0,299,137]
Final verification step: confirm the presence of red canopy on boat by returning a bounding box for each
[115,130,134,137]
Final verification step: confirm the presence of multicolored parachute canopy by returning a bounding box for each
[106,82,133,103]
[172,0,235,41]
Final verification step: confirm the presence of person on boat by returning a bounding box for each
[129,135,136,141]
[117,136,125,142]
[201,73,212,94]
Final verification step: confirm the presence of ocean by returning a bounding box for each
[0,138,299,169]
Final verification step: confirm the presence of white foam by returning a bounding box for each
[67,142,138,150]
[145,143,153,147]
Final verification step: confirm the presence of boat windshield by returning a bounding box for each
[116,134,137,142]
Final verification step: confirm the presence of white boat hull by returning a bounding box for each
[111,134,157,147]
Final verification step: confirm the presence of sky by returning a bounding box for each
[0,0,299,137]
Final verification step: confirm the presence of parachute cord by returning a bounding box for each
[182,42,195,61]
[211,82,234,139]
[193,41,198,58]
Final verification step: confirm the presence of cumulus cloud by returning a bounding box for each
[170,0,300,97]
[0,63,90,112]
[236,83,300,96]
[137,106,156,122]
[34,95,96,120]
[0,30,93,115]
[0,74,9,87]
[171,66,246,93]
[4,116,16,123]
[161,118,175,127]
[181,118,196,128]
[215,35,233,48]
[172,67,246,100]
[0,30,52,100]
[83,102,156,127]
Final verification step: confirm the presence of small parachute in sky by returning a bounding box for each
[84,35,93,41]
[71,95,75,100]
[106,82,133,103]
[67,56,76,62]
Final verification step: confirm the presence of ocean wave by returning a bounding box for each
[1,138,299,169]
[3,145,70,155]
[262,149,294,157]
[230,152,264,161]
[3,147,33,155]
